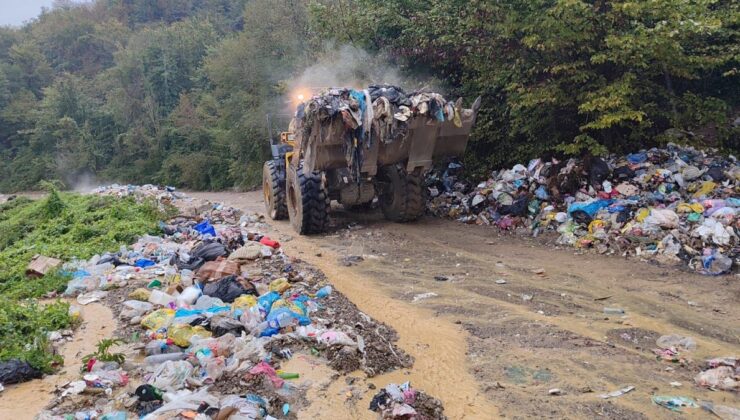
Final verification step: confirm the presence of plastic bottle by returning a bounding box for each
[145,340,181,356]
[180,269,194,287]
[144,352,186,365]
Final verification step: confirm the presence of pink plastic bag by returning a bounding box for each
[249,361,284,388]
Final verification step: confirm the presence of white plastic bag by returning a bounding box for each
[147,360,193,391]
[144,387,218,419]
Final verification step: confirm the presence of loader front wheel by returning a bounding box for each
[379,164,425,222]
[286,162,330,234]
[263,160,288,220]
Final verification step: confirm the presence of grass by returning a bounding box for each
[0,190,168,372]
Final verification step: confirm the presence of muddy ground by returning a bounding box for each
[186,191,739,419]
[1,190,738,419]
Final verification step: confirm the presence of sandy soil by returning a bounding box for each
[0,302,115,420]
[188,191,740,419]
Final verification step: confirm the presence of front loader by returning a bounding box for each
[263,87,481,235]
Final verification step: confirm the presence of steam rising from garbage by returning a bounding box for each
[71,173,103,193]
[287,44,439,110]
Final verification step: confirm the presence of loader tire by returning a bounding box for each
[379,164,425,222]
[263,160,288,220]
[286,162,330,234]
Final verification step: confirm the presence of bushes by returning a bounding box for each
[0,191,165,372]
[0,192,164,299]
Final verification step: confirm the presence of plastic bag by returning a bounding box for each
[147,360,194,391]
[567,199,613,217]
[129,288,151,301]
[644,209,679,229]
[176,285,201,307]
[0,359,42,384]
[694,366,738,391]
[257,291,281,314]
[318,330,356,347]
[232,295,258,312]
[121,300,153,319]
[693,181,716,198]
[202,275,255,303]
[249,361,284,388]
[656,334,696,351]
[168,324,211,347]
[694,219,734,246]
[141,309,175,331]
[269,278,290,293]
[144,387,218,419]
[193,220,216,237]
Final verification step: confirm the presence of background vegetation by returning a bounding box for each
[0,0,737,191]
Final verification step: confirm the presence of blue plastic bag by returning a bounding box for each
[257,291,280,314]
[135,258,155,268]
[567,199,613,216]
[193,220,216,237]
[627,152,647,164]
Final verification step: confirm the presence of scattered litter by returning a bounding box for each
[412,292,438,302]
[76,290,108,305]
[26,255,62,277]
[31,186,420,419]
[652,395,699,412]
[369,382,445,419]
[656,334,697,351]
[694,356,739,391]
[598,385,635,399]
[495,279,507,284]
[603,307,625,315]
[700,401,740,420]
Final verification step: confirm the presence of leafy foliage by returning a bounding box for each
[0,191,164,372]
[81,338,126,369]
[0,0,737,190]
[0,191,165,299]
[0,297,71,373]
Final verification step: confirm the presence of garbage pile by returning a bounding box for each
[296,85,463,179]
[92,184,182,207]
[427,145,740,274]
[369,382,446,419]
[37,186,429,419]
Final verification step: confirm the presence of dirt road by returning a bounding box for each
[189,191,739,419]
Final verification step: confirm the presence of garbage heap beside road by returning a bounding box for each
[427,145,739,275]
[33,186,444,420]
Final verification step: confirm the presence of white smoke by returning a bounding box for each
[289,44,441,95]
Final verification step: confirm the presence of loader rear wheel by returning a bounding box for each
[263,160,288,220]
[286,162,330,234]
[379,164,425,222]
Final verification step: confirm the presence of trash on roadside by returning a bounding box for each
[426,144,740,274]
[655,334,697,351]
[21,186,422,419]
[369,382,445,419]
[412,292,438,302]
[0,359,42,385]
[598,385,634,399]
[694,356,739,392]
[26,255,62,278]
[652,395,699,412]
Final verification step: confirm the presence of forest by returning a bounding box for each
[0,0,737,192]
